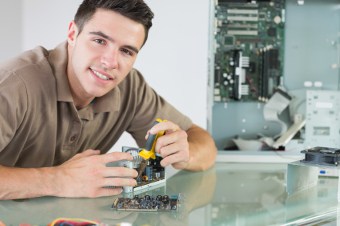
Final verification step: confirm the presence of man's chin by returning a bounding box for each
[92,88,116,98]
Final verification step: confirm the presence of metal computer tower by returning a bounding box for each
[207,0,340,150]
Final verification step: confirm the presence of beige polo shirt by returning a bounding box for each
[0,42,192,167]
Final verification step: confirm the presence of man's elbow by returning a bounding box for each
[199,140,218,171]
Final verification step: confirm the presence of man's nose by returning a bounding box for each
[101,48,118,70]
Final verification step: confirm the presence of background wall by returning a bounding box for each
[0,1,22,61]
[0,0,210,150]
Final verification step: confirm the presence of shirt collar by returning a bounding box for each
[47,41,121,114]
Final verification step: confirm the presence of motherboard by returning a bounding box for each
[213,0,285,102]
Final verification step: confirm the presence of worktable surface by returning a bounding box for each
[0,158,339,226]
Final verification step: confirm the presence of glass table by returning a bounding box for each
[0,162,339,226]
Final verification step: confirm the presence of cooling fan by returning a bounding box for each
[301,146,340,166]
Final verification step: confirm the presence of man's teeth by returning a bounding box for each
[93,70,110,80]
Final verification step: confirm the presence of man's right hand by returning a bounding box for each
[0,149,137,200]
[53,149,138,198]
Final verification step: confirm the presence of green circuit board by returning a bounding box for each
[213,0,285,102]
[112,194,180,212]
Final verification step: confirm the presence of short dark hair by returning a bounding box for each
[74,0,154,45]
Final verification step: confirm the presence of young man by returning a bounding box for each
[0,0,217,200]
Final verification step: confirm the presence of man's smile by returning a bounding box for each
[90,68,114,81]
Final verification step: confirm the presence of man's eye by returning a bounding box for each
[121,48,133,56]
[94,39,106,45]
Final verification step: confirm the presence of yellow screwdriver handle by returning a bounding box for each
[139,118,165,160]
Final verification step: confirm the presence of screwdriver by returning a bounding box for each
[137,118,165,180]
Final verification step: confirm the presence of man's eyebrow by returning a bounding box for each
[89,31,113,42]
[89,31,139,54]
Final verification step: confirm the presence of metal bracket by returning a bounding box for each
[286,160,340,202]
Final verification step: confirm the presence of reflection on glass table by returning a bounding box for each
[0,162,339,226]
[203,163,338,226]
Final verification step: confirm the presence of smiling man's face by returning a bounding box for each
[67,9,145,108]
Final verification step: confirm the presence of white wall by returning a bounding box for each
[22,0,82,51]
[3,0,210,150]
[0,1,23,62]
[136,0,210,126]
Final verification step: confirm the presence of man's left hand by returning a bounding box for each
[147,120,190,170]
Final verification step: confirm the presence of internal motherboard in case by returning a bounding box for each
[213,0,285,102]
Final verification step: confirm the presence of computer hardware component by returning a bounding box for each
[112,194,180,212]
[300,146,340,166]
[121,146,165,193]
[305,90,340,148]
[213,0,285,102]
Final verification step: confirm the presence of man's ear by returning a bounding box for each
[67,21,78,46]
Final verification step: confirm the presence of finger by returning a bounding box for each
[155,133,177,153]
[102,167,138,178]
[98,187,123,197]
[158,143,178,157]
[149,121,180,135]
[157,139,189,166]
[82,149,101,155]
[160,154,177,167]
[99,152,134,164]
[160,154,189,169]
[155,130,188,154]
[102,177,137,188]
[160,145,189,163]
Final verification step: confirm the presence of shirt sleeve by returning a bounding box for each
[0,70,28,153]
[125,69,193,148]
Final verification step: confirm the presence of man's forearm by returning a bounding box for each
[0,151,139,200]
[185,124,217,171]
[0,165,57,200]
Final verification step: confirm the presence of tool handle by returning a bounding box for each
[145,120,161,151]
[139,119,165,160]
[145,133,157,151]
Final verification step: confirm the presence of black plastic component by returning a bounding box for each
[267,27,277,37]
[268,49,280,70]
[301,147,340,166]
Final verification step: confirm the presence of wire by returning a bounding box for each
[48,217,99,226]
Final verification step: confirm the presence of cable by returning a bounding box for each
[48,217,99,226]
